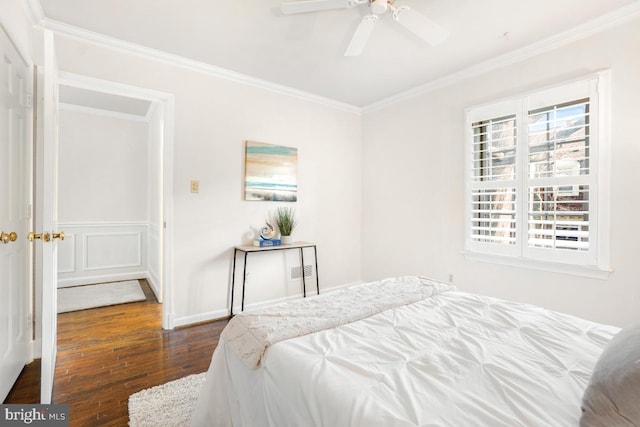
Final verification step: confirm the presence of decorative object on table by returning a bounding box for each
[244,140,298,202]
[259,221,276,240]
[253,221,281,246]
[253,238,282,247]
[275,206,296,244]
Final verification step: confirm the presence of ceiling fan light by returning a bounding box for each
[370,0,387,14]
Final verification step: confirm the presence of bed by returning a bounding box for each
[191,276,637,426]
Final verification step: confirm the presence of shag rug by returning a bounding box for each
[57,280,146,313]
[128,373,206,427]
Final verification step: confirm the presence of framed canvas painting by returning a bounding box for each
[244,141,298,202]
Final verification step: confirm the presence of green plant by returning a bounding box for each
[275,206,296,236]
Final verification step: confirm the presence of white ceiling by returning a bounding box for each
[36,0,639,107]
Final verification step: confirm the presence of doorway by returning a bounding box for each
[53,72,174,328]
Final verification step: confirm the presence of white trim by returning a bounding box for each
[145,269,161,301]
[173,281,360,328]
[59,102,148,122]
[363,2,640,113]
[40,18,362,115]
[57,220,149,227]
[595,70,612,272]
[161,95,175,330]
[463,251,612,280]
[57,272,147,288]
[58,71,169,104]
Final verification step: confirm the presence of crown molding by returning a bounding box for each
[39,18,362,115]
[363,1,640,113]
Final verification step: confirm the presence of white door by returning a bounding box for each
[38,30,60,404]
[0,27,33,400]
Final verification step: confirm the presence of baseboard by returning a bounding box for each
[145,271,161,302]
[57,271,147,288]
[173,309,229,328]
[172,280,362,328]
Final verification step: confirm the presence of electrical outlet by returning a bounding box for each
[190,180,199,193]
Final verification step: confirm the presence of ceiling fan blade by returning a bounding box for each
[393,6,450,46]
[281,0,351,15]
[344,14,379,57]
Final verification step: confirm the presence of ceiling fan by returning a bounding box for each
[280,0,450,56]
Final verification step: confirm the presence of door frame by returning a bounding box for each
[54,72,176,329]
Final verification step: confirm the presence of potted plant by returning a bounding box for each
[275,206,296,244]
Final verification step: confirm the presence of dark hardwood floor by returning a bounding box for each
[4,280,228,426]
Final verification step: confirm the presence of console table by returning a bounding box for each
[230,241,319,316]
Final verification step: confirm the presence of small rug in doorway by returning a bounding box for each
[128,373,206,427]
[57,280,146,313]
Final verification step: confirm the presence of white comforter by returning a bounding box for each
[192,279,618,427]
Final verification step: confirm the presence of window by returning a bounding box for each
[465,73,610,273]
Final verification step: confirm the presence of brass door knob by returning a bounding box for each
[1,231,18,244]
[52,231,65,241]
[28,232,50,242]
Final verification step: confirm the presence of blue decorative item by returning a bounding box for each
[260,222,276,240]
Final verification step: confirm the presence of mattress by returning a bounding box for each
[192,279,618,426]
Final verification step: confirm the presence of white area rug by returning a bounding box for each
[128,373,206,427]
[57,280,146,313]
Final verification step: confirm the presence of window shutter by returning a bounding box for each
[469,114,518,251]
[465,72,609,271]
[526,99,592,256]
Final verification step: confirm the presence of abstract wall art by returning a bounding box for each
[244,140,298,202]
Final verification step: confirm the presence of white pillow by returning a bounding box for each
[580,323,640,427]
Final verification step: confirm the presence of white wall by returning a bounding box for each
[57,108,150,287]
[58,109,149,222]
[362,17,640,327]
[51,33,363,325]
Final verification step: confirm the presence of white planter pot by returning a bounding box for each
[281,235,293,244]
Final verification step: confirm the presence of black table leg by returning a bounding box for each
[241,251,248,312]
[313,245,319,295]
[230,248,237,316]
[300,247,307,297]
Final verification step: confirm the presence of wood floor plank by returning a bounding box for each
[3,279,228,426]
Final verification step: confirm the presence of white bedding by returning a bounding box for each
[192,279,618,427]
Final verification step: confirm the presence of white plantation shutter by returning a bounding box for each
[471,188,516,245]
[526,99,594,263]
[465,73,609,269]
[469,115,518,251]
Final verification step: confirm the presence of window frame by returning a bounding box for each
[464,72,611,278]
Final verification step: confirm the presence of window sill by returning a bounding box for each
[463,251,612,280]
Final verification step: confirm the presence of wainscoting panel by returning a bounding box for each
[57,222,148,288]
[85,232,142,270]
